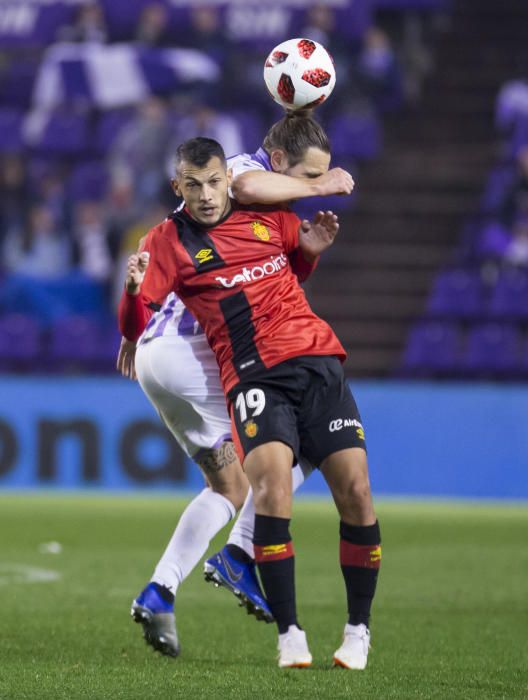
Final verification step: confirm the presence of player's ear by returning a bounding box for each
[226,167,233,188]
[171,178,182,197]
[270,148,288,173]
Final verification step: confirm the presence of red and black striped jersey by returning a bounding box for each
[120,204,346,395]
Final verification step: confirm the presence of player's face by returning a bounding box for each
[173,156,232,226]
[283,147,331,179]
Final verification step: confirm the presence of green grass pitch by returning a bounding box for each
[1,495,527,700]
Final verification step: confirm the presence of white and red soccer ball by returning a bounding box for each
[263,38,336,111]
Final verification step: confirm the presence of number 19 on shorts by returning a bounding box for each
[235,389,266,422]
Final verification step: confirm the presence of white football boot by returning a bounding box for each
[277,625,312,668]
[333,623,370,670]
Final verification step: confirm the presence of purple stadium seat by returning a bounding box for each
[463,323,521,376]
[401,321,461,375]
[95,108,135,153]
[230,111,265,155]
[48,316,101,369]
[69,161,108,201]
[0,60,38,108]
[488,269,528,320]
[91,322,121,372]
[479,165,515,214]
[328,112,382,161]
[48,316,120,372]
[0,314,42,370]
[427,268,484,319]
[0,109,24,153]
[32,110,90,156]
[473,221,511,260]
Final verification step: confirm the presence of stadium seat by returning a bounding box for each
[0,314,42,371]
[426,268,485,319]
[400,321,461,376]
[328,111,382,161]
[479,165,515,214]
[473,222,511,261]
[48,316,104,370]
[95,108,135,153]
[0,109,24,153]
[488,269,528,320]
[463,323,521,377]
[0,60,38,109]
[69,161,108,201]
[230,111,265,155]
[30,110,91,157]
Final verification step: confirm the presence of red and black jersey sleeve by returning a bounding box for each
[118,222,180,341]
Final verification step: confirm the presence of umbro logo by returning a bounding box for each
[195,248,214,264]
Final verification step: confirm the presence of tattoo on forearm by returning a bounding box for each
[197,440,237,473]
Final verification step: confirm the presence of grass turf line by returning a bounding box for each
[1,496,527,699]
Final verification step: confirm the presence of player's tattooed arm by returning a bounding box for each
[116,337,137,380]
[196,441,238,474]
[298,210,339,262]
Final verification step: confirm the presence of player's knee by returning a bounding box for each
[252,480,290,515]
[338,474,372,511]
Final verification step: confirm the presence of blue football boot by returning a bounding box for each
[131,582,180,657]
[204,546,274,623]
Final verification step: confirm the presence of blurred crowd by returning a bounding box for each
[0,1,409,326]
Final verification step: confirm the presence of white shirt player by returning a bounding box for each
[130,145,309,605]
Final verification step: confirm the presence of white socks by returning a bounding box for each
[151,487,235,594]
[226,463,307,559]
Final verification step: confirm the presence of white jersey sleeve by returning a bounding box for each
[228,152,267,180]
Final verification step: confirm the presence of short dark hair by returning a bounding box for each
[262,111,331,166]
[174,137,226,175]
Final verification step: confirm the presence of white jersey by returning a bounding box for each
[137,148,273,348]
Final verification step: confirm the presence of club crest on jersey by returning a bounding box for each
[195,248,214,264]
[244,419,258,438]
[251,221,270,241]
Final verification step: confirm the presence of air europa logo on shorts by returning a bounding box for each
[215,253,288,288]
[329,418,363,433]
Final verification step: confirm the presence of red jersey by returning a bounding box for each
[119,205,346,395]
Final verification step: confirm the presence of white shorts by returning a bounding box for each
[135,333,231,460]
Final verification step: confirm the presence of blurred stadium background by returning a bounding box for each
[1,0,527,496]
[1,1,528,697]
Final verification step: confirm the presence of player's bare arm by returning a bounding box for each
[231,167,353,205]
[298,210,339,262]
[117,337,137,380]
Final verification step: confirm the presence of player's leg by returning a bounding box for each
[204,459,310,622]
[130,336,246,655]
[321,447,380,670]
[300,357,381,670]
[244,442,311,668]
[223,460,311,559]
[229,379,312,668]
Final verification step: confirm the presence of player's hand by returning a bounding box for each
[299,210,339,259]
[116,336,137,380]
[314,168,355,197]
[125,252,150,295]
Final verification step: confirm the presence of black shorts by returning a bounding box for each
[228,355,366,466]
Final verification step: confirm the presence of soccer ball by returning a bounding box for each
[263,38,336,111]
